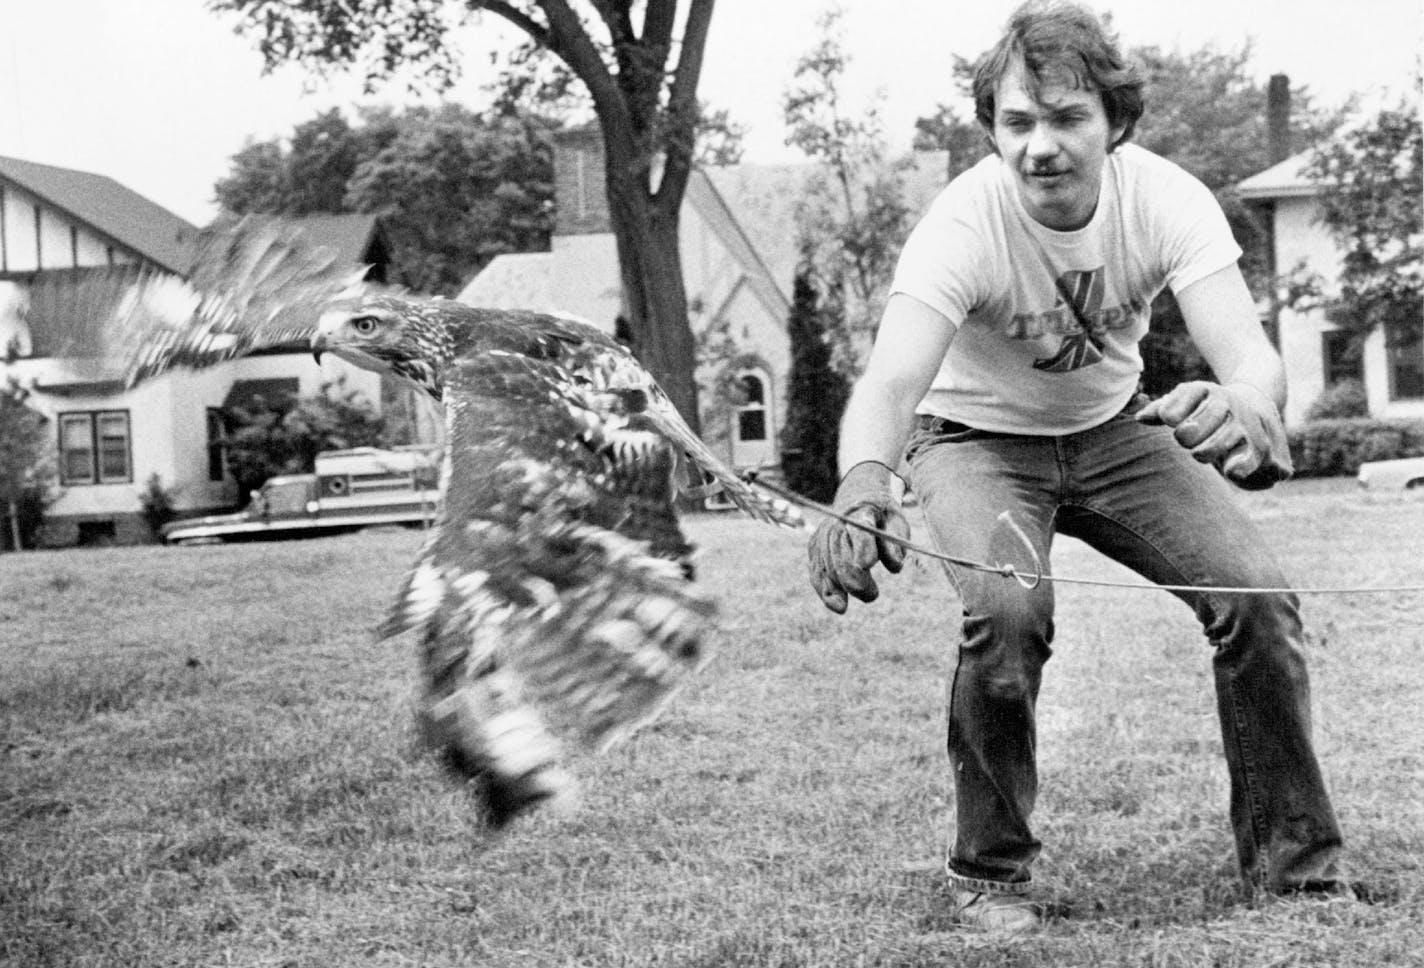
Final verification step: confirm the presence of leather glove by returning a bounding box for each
[807,461,912,614]
[1136,381,1293,490]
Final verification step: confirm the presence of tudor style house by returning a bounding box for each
[0,155,394,547]
[1238,151,1424,426]
[458,126,950,470]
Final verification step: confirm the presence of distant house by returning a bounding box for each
[458,126,949,469]
[1238,151,1424,426]
[0,154,395,547]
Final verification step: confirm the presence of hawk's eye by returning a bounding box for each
[350,316,380,336]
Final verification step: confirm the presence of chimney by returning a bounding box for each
[551,125,612,237]
[1267,74,1292,165]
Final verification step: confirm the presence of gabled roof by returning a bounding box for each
[1236,151,1322,200]
[0,154,200,272]
[456,251,554,309]
[282,213,392,277]
[703,152,950,302]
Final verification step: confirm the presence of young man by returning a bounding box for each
[807,0,1350,934]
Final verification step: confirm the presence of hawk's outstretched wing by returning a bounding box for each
[381,351,715,823]
[428,306,802,529]
[25,216,374,386]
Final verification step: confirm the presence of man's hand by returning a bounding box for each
[808,461,912,614]
[1136,381,1293,490]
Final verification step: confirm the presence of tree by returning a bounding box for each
[345,107,555,293]
[783,7,912,375]
[223,379,393,497]
[212,0,718,431]
[1127,43,1344,392]
[779,270,850,501]
[1299,92,1423,350]
[215,105,553,295]
[0,371,56,551]
[911,56,990,181]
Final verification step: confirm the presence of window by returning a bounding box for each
[735,373,767,442]
[1386,321,1424,400]
[1321,330,1364,386]
[59,410,131,485]
[206,408,229,482]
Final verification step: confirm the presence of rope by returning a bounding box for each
[747,473,1424,597]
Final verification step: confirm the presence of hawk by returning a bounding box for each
[33,217,803,825]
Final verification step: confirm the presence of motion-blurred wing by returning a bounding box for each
[382,350,715,823]
[25,216,373,387]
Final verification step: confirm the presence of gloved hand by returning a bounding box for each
[807,460,912,614]
[1136,381,1293,490]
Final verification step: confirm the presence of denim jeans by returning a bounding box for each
[904,397,1345,896]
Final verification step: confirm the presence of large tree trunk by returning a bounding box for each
[604,150,702,435]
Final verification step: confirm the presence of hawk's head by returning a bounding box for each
[312,294,454,399]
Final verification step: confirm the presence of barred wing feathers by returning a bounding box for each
[382,350,715,823]
[447,307,804,531]
[26,216,372,387]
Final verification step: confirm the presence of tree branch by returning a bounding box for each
[470,0,552,45]
[536,0,631,137]
[642,0,679,55]
[656,0,714,207]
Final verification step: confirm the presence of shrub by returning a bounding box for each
[1287,418,1424,477]
[780,270,850,503]
[138,474,179,539]
[1304,378,1369,420]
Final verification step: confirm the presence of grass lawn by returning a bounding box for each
[3,478,1423,967]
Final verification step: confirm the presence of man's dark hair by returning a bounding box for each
[972,0,1144,150]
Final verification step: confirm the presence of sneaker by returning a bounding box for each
[953,889,1042,935]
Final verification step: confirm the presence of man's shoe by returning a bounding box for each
[953,889,1042,934]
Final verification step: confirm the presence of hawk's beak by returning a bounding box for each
[311,332,326,365]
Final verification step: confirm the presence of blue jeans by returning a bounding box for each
[904,397,1345,896]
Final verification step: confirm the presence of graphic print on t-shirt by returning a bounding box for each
[1033,267,1105,372]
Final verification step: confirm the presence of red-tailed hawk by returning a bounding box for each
[34,217,803,825]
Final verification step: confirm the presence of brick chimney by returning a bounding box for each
[551,125,611,236]
[1267,74,1292,165]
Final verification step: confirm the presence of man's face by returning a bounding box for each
[990,61,1125,231]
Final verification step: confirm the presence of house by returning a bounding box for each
[1238,151,1424,426]
[457,126,950,469]
[0,154,395,547]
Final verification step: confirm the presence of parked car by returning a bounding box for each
[161,447,440,544]
[1356,456,1424,490]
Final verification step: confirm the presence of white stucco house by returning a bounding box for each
[1238,151,1424,426]
[0,155,395,547]
[458,126,950,469]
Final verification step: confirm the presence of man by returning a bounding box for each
[807,0,1351,935]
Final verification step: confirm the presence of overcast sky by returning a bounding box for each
[2,0,1418,226]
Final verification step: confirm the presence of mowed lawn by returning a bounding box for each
[3,479,1423,968]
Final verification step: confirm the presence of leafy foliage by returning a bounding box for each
[1298,91,1423,348]
[779,271,850,502]
[1128,44,1343,391]
[210,0,720,429]
[1288,417,1424,476]
[215,105,554,295]
[783,7,912,376]
[138,474,179,538]
[911,57,990,181]
[1305,378,1370,421]
[693,316,763,458]
[223,379,393,497]
[0,365,58,551]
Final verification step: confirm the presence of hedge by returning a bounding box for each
[1287,418,1424,477]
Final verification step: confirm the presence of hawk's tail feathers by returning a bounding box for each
[676,452,806,531]
[418,671,576,828]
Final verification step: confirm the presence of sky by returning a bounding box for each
[1,0,1418,227]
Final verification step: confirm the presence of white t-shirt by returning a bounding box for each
[890,143,1242,435]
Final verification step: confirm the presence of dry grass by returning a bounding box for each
[2,479,1422,967]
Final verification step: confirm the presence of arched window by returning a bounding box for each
[736,373,767,442]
